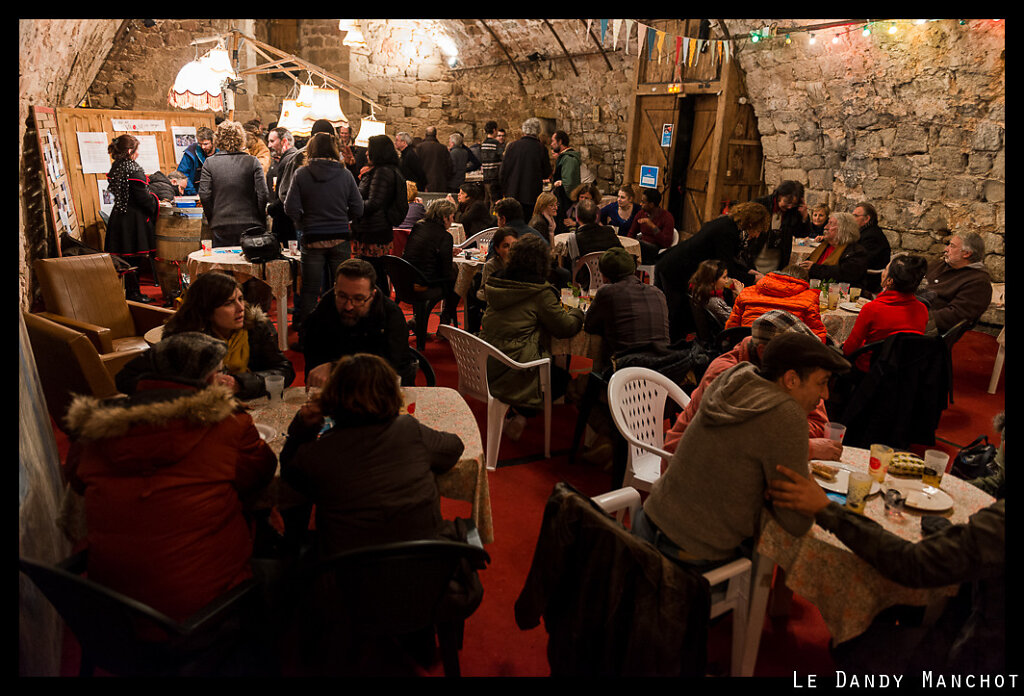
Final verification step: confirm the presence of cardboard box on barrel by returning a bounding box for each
[154,203,208,301]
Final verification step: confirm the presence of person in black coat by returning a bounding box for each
[448,182,496,238]
[655,201,770,342]
[103,134,160,303]
[403,198,461,326]
[352,134,408,294]
[396,131,427,191]
[750,180,812,276]
[852,202,892,294]
[498,118,550,216]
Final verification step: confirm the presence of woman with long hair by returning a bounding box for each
[104,133,160,303]
[117,270,294,400]
[352,134,407,294]
[279,353,464,557]
[284,131,364,338]
[688,259,740,326]
[449,181,495,238]
[799,211,870,285]
[599,184,640,237]
[562,182,602,233]
[528,191,559,242]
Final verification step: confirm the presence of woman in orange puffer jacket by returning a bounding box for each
[724,265,828,341]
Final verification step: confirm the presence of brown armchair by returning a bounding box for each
[23,312,145,430]
[33,254,174,354]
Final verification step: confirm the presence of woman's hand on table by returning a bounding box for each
[798,260,813,270]
[809,437,843,462]
[306,362,332,389]
[212,372,239,392]
[769,465,831,516]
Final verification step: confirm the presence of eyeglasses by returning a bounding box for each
[335,292,373,307]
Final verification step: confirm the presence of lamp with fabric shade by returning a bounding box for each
[168,45,238,112]
[354,117,387,147]
[277,98,313,137]
[308,87,348,125]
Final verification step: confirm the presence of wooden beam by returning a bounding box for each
[580,19,614,71]
[478,20,528,95]
[543,20,579,77]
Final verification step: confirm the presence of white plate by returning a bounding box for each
[839,302,861,313]
[811,461,882,496]
[255,423,276,441]
[890,479,954,512]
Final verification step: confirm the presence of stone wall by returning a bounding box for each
[726,19,1005,282]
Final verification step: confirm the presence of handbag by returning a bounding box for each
[240,226,283,263]
[950,434,998,480]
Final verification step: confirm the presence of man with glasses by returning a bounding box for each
[918,231,993,335]
[302,258,416,386]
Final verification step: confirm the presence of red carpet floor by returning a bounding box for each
[55,278,1005,677]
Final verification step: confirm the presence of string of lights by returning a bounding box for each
[744,18,1002,47]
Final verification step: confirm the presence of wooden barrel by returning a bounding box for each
[154,212,205,300]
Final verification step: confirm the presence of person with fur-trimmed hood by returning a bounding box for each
[116,271,294,401]
[63,330,277,623]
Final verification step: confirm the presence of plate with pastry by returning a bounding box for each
[810,460,882,496]
[888,451,926,478]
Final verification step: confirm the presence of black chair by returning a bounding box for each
[834,332,952,450]
[382,255,445,351]
[19,549,258,676]
[409,346,436,386]
[940,319,974,404]
[303,540,490,677]
[713,325,751,356]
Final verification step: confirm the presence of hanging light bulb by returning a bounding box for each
[750,32,760,43]
[785,34,792,45]
[862,25,872,37]
[832,34,840,44]
[809,33,817,45]
[888,23,898,34]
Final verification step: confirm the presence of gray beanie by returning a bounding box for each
[150,331,227,382]
[598,247,637,282]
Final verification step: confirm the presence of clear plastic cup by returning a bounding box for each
[846,472,874,514]
[868,444,894,483]
[826,422,847,443]
[922,449,950,488]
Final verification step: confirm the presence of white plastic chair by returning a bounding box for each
[455,226,499,251]
[571,251,605,294]
[607,367,690,492]
[438,325,551,471]
[592,486,762,677]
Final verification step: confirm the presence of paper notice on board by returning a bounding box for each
[172,125,197,168]
[97,179,114,217]
[111,118,166,132]
[133,134,161,177]
[77,132,111,174]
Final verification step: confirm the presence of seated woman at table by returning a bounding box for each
[599,184,640,237]
[480,234,584,439]
[278,353,464,557]
[798,211,869,286]
[477,227,519,303]
[809,203,830,240]
[403,198,461,326]
[447,181,495,238]
[688,259,742,327]
[562,182,601,234]
[528,191,559,242]
[397,180,426,230]
[117,271,295,401]
[842,253,929,371]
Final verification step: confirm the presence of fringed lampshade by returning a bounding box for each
[354,116,387,147]
[168,46,237,112]
[277,99,313,137]
[309,87,348,125]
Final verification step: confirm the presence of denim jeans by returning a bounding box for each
[295,234,350,329]
[632,508,744,573]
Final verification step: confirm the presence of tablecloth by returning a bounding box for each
[246,385,494,544]
[756,446,996,645]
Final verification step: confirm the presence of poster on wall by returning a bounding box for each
[133,134,162,177]
[77,131,111,174]
[661,124,673,147]
[172,126,197,168]
[639,165,659,188]
[111,118,166,132]
[97,179,114,217]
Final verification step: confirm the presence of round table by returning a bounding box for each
[755,446,996,645]
[551,233,641,264]
[185,247,293,351]
[821,305,861,346]
[789,241,818,266]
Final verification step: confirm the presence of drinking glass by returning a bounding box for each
[922,449,950,488]
[846,472,874,514]
[265,375,285,403]
[869,444,894,483]
[849,287,862,302]
[883,489,906,519]
[827,288,840,310]
[826,422,847,443]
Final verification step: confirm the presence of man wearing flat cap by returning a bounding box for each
[635,331,851,569]
[583,247,670,370]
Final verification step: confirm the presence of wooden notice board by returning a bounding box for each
[52,108,216,245]
[31,106,80,256]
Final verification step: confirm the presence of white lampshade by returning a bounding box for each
[278,99,313,136]
[354,117,387,147]
[308,87,348,125]
[296,84,317,108]
[168,46,237,112]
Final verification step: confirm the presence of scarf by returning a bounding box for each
[107,158,147,214]
[222,329,250,375]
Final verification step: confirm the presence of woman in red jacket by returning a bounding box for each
[843,254,929,371]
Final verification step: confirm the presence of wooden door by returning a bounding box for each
[628,94,678,201]
[679,95,718,234]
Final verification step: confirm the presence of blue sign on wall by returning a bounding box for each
[639,165,659,188]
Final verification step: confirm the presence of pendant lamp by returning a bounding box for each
[168,45,237,112]
[278,98,313,137]
[354,116,387,147]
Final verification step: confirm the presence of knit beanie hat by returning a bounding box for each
[598,247,636,282]
[751,310,817,347]
[150,331,227,382]
[311,119,336,136]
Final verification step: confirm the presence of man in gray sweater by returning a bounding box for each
[635,331,851,568]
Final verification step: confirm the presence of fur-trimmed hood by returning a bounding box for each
[64,384,240,471]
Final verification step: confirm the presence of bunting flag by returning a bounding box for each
[586,19,593,38]
[681,35,690,67]
[673,35,683,80]
[647,27,656,60]
[624,19,633,55]
[688,38,696,66]
[612,19,622,50]
[637,23,646,57]
[591,19,734,70]
[656,30,665,63]
[600,19,608,45]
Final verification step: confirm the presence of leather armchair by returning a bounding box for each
[23,312,144,430]
[33,254,173,354]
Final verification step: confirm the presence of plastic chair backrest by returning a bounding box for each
[381,255,430,301]
[572,251,605,294]
[439,325,550,402]
[458,226,499,250]
[608,367,691,461]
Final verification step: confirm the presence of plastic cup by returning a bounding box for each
[265,375,285,403]
[839,282,850,296]
[849,287,862,302]
[288,240,298,255]
[201,239,213,255]
[922,449,950,488]
[868,444,894,483]
[825,422,847,443]
[828,289,840,310]
[846,472,874,514]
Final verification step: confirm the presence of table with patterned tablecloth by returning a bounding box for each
[551,233,641,265]
[246,385,494,545]
[755,446,996,646]
[789,241,818,266]
[185,247,293,351]
[820,305,861,346]
[453,253,487,298]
